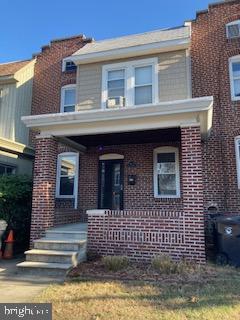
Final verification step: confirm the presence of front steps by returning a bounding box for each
[17,223,87,277]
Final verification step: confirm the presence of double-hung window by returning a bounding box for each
[134,65,153,105]
[153,147,180,198]
[229,56,240,101]
[56,152,79,198]
[61,85,76,112]
[107,69,125,99]
[235,137,240,189]
[102,58,158,108]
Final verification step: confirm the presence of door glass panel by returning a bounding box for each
[112,163,121,210]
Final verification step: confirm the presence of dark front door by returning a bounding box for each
[98,160,124,210]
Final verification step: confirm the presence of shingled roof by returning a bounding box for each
[72,26,190,57]
[0,60,31,77]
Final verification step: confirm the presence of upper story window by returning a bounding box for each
[153,146,180,198]
[61,84,76,112]
[56,152,79,198]
[226,20,240,39]
[62,59,77,72]
[235,137,240,189]
[229,56,240,101]
[102,58,158,109]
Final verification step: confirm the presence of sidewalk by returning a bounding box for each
[0,258,62,303]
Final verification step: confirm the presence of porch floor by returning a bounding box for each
[49,223,88,232]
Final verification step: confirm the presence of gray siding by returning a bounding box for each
[0,60,35,145]
[76,50,189,111]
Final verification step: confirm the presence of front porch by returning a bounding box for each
[22,96,213,264]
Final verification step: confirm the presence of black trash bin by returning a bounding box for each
[216,216,240,266]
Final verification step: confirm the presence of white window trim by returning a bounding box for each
[56,152,79,208]
[226,20,240,39]
[102,57,159,109]
[229,55,240,101]
[60,84,76,113]
[153,146,180,199]
[235,136,240,189]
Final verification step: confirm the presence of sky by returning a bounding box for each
[0,0,217,63]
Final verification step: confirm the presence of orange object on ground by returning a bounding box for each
[3,230,14,259]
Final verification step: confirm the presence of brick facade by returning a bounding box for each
[87,126,205,262]
[29,1,240,262]
[191,0,240,215]
[30,137,58,243]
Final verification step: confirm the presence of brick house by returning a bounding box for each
[18,0,240,273]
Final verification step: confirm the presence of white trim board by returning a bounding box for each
[235,136,240,189]
[22,96,213,140]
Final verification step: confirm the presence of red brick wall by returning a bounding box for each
[30,137,58,243]
[88,210,185,261]
[87,126,206,263]
[78,141,183,218]
[30,35,91,147]
[191,0,240,214]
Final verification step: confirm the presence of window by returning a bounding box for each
[235,137,240,189]
[226,20,240,39]
[153,147,180,198]
[61,85,76,112]
[107,69,125,100]
[134,65,153,105]
[229,56,240,101]
[62,59,77,72]
[56,152,79,198]
[102,58,158,108]
[0,163,16,175]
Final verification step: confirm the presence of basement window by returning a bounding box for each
[153,147,180,198]
[56,152,79,198]
[0,163,16,175]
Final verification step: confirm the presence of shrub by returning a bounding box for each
[0,175,32,253]
[102,256,129,272]
[151,254,179,274]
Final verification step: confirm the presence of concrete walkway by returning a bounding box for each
[0,258,62,302]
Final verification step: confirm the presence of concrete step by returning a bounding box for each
[25,249,80,265]
[34,239,87,251]
[45,230,87,240]
[17,261,72,277]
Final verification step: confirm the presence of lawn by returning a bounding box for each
[35,262,240,320]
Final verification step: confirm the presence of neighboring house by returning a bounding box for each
[20,0,240,270]
[0,60,35,175]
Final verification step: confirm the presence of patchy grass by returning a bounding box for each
[35,264,240,320]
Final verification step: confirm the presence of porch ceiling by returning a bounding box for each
[68,128,181,147]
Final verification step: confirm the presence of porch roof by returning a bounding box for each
[22,96,213,141]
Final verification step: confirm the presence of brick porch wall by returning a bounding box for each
[30,137,58,243]
[87,126,206,263]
